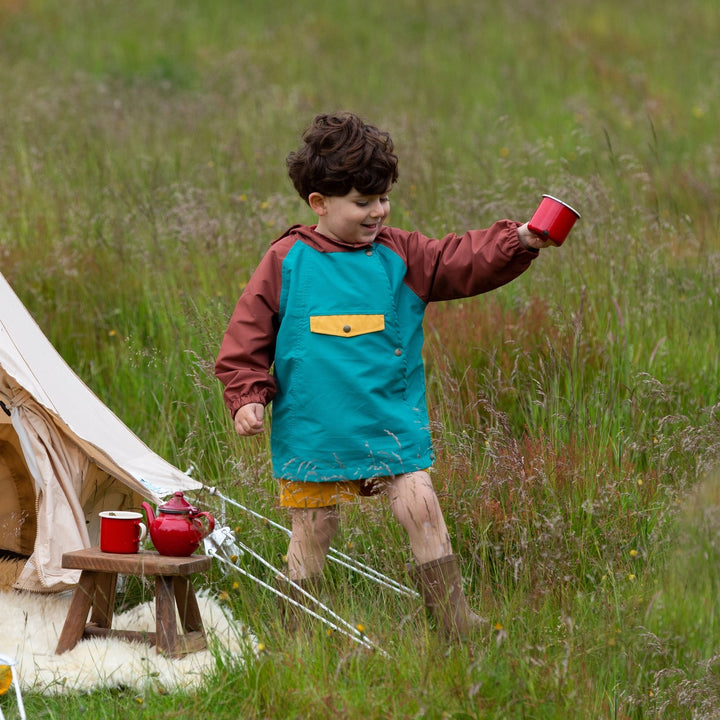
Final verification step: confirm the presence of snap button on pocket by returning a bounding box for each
[343,325,351,333]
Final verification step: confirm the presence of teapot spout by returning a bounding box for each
[141,501,155,526]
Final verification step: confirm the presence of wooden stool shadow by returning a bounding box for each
[55,547,212,658]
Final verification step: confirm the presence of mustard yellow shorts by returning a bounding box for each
[279,477,390,509]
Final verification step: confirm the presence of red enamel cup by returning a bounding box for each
[99,511,147,553]
[528,195,581,245]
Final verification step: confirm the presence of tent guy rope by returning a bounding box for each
[204,485,419,598]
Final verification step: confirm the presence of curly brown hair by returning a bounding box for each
[286,111,399,202]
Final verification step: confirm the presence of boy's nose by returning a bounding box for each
[369,200,385,217]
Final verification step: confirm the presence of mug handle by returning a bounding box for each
[137,522,147,542]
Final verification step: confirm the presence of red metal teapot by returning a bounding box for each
[141,492,215,557]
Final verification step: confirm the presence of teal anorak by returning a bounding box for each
[216,222,538,482]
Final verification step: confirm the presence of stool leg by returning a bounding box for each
[173,576,204,634]
[89,572,117,629]
[56,571,96,654]
[155,575,178,657]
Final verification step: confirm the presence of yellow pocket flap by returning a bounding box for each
[310,314,385,338]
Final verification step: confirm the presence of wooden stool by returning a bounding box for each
[55,547,212,658]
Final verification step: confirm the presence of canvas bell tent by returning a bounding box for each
[0,271,202,593]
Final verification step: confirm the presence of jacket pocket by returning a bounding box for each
[309,314,385,338]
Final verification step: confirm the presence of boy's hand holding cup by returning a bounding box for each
[526,195,581,247]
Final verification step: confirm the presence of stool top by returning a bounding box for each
[61,547,212,575]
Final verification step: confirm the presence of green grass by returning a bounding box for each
[1,0,719,717]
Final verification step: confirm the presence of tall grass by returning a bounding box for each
[1,0,719,717]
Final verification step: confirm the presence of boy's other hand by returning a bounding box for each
[517,222,557,250]
[234,402,265,436]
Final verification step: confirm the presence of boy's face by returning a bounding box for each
[308,188,391,245]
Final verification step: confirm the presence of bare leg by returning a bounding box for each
[386,470,453,565]
[286,506,339,581]
[389,471,482,640]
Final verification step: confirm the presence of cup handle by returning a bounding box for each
[137,522,147,542]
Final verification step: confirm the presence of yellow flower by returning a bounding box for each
[0,665,12,695]
[629,549,638,557]
[356,623,365,635]
[499,147,510,158]
[232,581,240,590]
[494,622,503,631]
[256,642,266,653]
[219,590,229,602]
[134,696,144,704]
[628,573,636,581]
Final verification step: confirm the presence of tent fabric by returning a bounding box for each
[0,272,202,592]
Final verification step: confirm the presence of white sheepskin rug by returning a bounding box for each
[0,589,253,695]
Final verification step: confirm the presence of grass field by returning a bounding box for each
[1,0,719,717]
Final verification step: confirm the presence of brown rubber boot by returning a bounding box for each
[276,575,322,633]
[409,554,483,641]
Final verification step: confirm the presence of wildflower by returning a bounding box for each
[0,664,12,695]
[356,623,366,635]
[219,590,229,602]
[260,201,270,210]
[637,478,643,486]
[629,549,638,557]
[232,581,240,590]
[494,622,503,631]
[108,329,117,337]
[230,555,239,563]
[499,147,510,158]
[628,573,636,581]
[256,642,266,653]
[692,105,705,119]
[346,540,354,550]
[134,696,143,704]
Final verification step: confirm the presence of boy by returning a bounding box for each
[215,111,555,640]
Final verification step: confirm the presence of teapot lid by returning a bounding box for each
[159,491,198,515]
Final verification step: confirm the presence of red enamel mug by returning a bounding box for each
[528,195,581,245]
[99,511,147,554]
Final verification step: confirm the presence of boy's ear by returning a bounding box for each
[308,192,327,216]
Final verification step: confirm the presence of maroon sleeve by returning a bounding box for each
[214,239,291,416]
[384,220,538,303]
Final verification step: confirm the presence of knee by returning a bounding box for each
[389,472,442,526]
[291,507,338,548]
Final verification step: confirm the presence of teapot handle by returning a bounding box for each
[196,511,215,536]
